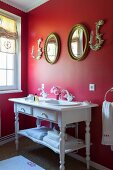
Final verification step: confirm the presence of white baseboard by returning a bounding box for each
[0,133,15,145]
[68,152,111,170]
[0,111,1,137]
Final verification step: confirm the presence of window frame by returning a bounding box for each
[0,9,22,94]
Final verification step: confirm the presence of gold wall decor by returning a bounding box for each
[32,38,43,60]
[89,20,104,51]
[44,33,61,64]
[68,24,89,61]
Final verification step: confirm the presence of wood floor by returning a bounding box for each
[0,137,97,170]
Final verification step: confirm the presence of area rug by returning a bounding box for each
[0,155,45,170]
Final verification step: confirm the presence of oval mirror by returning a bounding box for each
[44,33,61,64]
[68,24,89,61]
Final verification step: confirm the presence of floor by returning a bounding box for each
[0,137,97,170]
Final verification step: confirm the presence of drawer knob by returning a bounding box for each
[21,108,25,112]
[41,112,48,119]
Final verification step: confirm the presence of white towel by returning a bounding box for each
[26,126,49,140]
[47,129,67,141]
[47,130,60,141]
[102,100,113,149]
[43,136,59,148]
[43,134,83,149]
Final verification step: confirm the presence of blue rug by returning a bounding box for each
[0,155,45,170]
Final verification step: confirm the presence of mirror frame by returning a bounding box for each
[68,24,89,61]
[44,33,61,64]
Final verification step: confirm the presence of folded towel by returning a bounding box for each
[43,134,83,149]
[102,101,113,147]
[47,129,60,141]
[47,129,67,141]
[43,136,59,148]
[26,126,49,140]
[47,132,59,141]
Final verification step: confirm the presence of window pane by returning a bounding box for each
[0,52,6,69]
[0,70,6,85]
[7,70,14,85]
[0,10,21,92]
[7,54,14,69]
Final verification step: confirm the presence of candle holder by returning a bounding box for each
[32,38,43,60]
[89,20,104,51]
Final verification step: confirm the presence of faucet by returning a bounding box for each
[38,87,48,98]
[50,86,75,101]
[50,86,61,100]
[61,89,75,102]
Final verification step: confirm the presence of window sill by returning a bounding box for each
[0,90,23,94]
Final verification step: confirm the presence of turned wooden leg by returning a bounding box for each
[85,121,90,169]
[49,122,53,129]
[36,118,41,127]
[59,125,65,170]
[15,112,19,150]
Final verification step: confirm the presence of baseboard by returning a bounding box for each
[0,133,15,145]
[0,111,1,137]
[68,152,111,170]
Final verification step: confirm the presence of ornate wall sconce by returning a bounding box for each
[32,38,43,60]
[89,20,104,51]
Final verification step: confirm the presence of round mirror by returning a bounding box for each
[68,24,89,61]
[44,33,61,64]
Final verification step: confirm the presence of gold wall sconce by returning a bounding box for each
[89,20,104,51]
[32,38,43,60]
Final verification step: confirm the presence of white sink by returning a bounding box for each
[43,99,82,106]
[22,97,83,106]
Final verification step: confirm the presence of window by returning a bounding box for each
[0,10,21,93]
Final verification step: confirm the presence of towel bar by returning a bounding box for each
[104,87,113,101]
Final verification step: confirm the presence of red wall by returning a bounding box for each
[1,0,113,169]
[0,2,28,136]
[27,0,113,169]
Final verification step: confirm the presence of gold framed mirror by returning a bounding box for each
[68,24,89,61]
[44,33,61,64]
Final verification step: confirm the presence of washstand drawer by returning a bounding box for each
[33,108,57,122]
[16,104,32,115]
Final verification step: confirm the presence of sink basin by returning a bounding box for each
[23,97,82,106]
[10,97,90,107]
[43,99,82,106]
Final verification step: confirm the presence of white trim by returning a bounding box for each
[0,0,25,12]
[0,109,1,137]
[0,9,21,93]
[25,0,49,12]
[68,152,111,170]
[0,133,15,145]
[0,0,49,13]
[0,89,22,94]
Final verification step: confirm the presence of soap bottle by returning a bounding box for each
[34,93,39,102]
